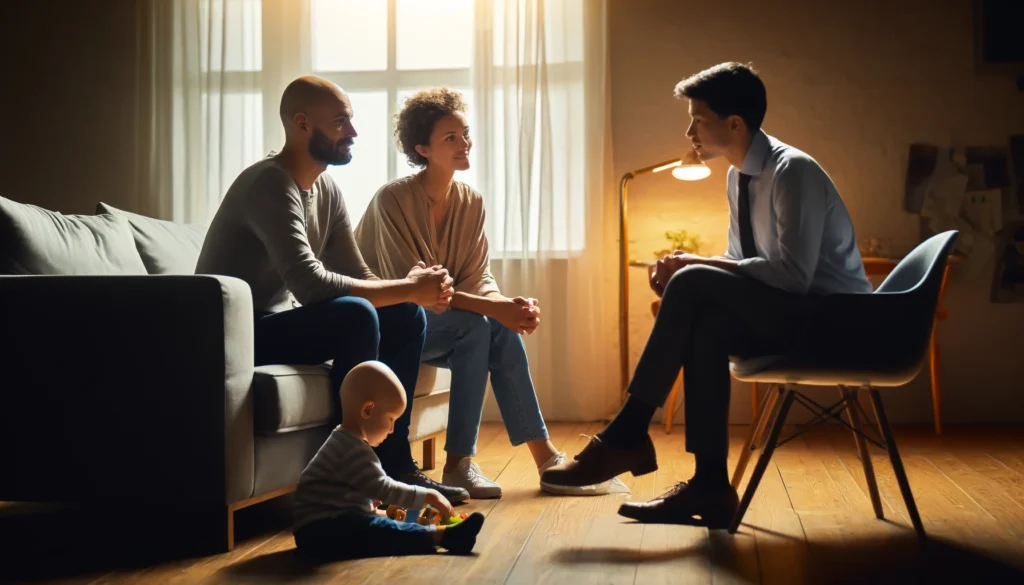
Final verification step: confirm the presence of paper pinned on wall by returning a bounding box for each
[928,214,995,278]
[919,146,969,220]
[964,188,1003,236]
[921,173,969,219]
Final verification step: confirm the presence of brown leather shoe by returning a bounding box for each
[618,481,739,528]
[540,434,657,488]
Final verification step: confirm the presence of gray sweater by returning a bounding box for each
[195,154,376,313]
[294,428,427,529]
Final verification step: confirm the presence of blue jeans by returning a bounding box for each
[253,297,427,474]
[422,309,548,456]
[294,512,436,561]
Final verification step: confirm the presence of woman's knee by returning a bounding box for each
[436,309,491,341]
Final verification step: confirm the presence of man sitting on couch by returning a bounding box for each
[196,75,470,502]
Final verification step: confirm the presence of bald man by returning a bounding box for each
[196,75,470,503]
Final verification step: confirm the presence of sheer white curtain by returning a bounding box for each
[473,0,618,421]
[137,0,301,224]
[137,0,619,421]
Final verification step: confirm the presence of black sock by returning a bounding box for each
[598,395,656,448]
[692,454,729,489]
[440,512,485,554]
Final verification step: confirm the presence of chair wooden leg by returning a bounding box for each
[840,386,883,519]
[422,437,436,471]
[665,371,682,434]
[729,386,795,534]
[731,384,778,490]
[869,389,926,538]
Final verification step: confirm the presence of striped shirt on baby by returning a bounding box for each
[294,427,427,530]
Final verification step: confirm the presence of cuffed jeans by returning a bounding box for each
[422,309,549,456]
[628,265,820,459]
[294,512,437,561]
[253,297,427,474]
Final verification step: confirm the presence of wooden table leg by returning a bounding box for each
[930,266,953,435]
[929,325,942,435]
[750,382,759,423]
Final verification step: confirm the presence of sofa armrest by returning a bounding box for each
[0,275,255,505]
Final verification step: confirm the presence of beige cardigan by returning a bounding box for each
[354,174,500,297]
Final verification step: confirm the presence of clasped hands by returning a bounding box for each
[648,251,706,297]
[406,261,455,313]
[405,262,541,335]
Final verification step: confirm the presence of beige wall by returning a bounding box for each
[611,0,1024,425]
[0,1,140,215]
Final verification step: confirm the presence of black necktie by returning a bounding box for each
[737,172,757,259]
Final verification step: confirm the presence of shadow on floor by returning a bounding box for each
[214,548,325,583]
[0,496,293,583]
[552,528,1024,585]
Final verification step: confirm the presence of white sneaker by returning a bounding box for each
[441,457,503,499]
[538,452,631,496]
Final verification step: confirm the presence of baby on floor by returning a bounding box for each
[293,360,485,561]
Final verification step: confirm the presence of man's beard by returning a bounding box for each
[309,127,353,166]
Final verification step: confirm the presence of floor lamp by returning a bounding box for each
[618,149,711,402]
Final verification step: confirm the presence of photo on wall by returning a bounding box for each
[904,136,1023,293]
[990,221,1024,303]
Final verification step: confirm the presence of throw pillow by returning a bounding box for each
[95,202,209,275]
[0,195,148,275]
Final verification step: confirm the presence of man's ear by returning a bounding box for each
[293,112,309,132]
[361,400,375,420]
[727,114,745,134]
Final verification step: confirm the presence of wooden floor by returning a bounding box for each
[5,422,1024,585]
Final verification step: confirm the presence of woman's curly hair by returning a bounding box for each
[394,87,467,168]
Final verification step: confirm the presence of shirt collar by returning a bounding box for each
[739,129,770,176]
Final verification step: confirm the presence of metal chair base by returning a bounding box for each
[728,383,926,538]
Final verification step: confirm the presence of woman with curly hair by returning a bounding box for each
[355,88,617,498]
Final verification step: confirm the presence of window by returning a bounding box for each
[191,0,588,253]
[312,0,475,222]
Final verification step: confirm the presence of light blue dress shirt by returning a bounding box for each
[723,130,872,295]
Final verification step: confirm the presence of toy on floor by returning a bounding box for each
[386,504,469,526]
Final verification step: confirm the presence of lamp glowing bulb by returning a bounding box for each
[672,149,711,181]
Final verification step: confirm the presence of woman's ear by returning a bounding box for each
[361,401,375,420]
[414,144,430,160]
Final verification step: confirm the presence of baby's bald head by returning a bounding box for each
[340,361,407,446]
[278,75,357,166]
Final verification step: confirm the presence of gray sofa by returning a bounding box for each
[0,196,451,551]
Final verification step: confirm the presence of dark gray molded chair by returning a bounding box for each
[727,230,959,538]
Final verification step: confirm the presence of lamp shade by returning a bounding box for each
[672,149,711,181]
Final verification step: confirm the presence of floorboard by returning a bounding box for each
[5,423,1024,585]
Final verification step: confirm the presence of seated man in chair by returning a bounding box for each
[541,62,872,527]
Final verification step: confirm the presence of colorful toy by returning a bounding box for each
[385,504,469,526]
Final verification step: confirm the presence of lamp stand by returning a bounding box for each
[618,158,684,405]
[618,172,634,404]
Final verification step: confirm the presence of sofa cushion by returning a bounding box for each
[252,365,333,435]
[96,202,208,275]
[414,364,451,398]
[0,196,147,275]
[253,363,452,435]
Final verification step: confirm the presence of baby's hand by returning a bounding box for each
[424,489,453,519]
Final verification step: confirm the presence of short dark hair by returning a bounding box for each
[674,62,767,133]
[394,88,467,168]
